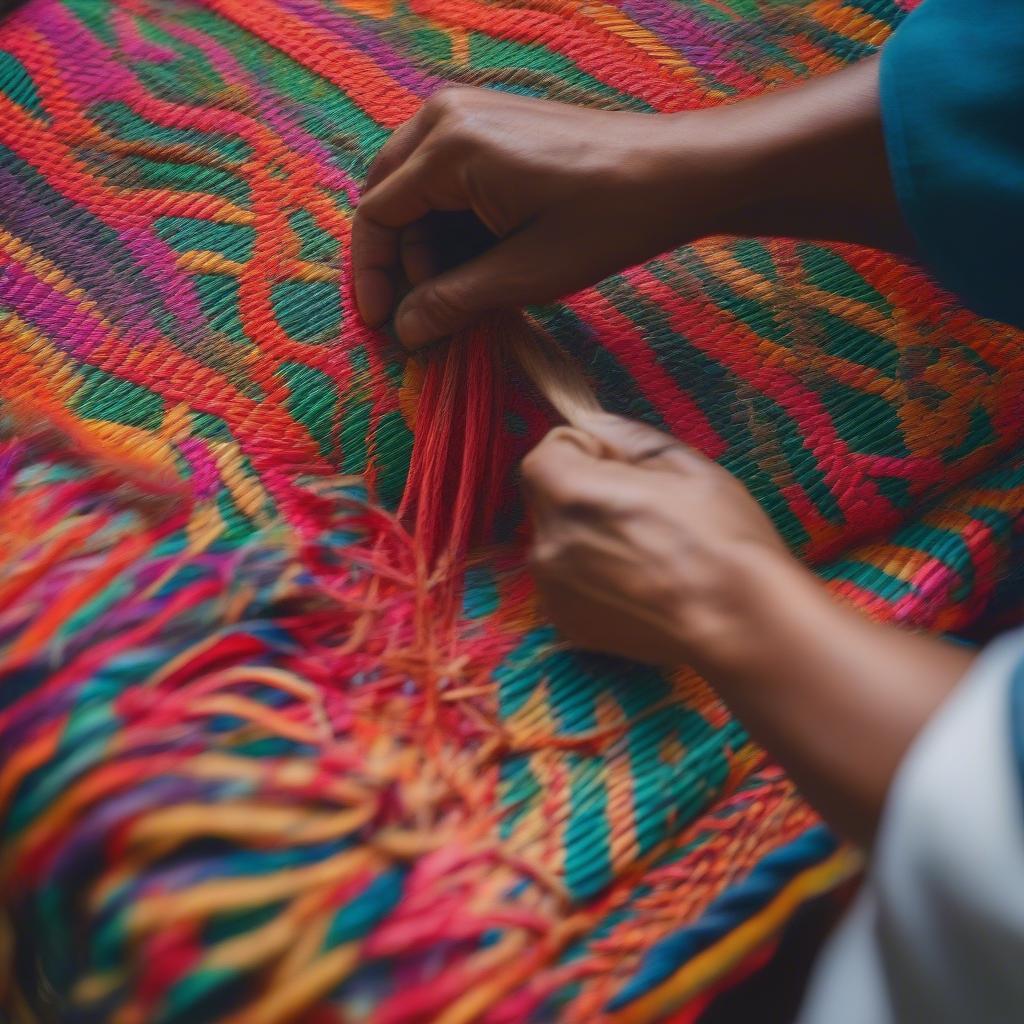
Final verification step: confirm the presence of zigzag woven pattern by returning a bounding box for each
[2,0,1024,1021]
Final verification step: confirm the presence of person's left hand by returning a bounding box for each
[521,414,791,668]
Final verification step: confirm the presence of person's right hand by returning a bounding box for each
[521,413,789,668]
[520,413,976,847]
[352,88,733,349]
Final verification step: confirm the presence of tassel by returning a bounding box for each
[399,311,601,567]
[398,315,510,568]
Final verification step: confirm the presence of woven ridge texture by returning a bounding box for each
[2,0,1024,1021]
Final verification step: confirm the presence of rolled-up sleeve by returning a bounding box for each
[799,629,1024,1023]
[881,0,1024,329]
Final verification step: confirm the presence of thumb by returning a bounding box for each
[393,267,482,350]
[576,413,708,472]
[520,425,606,512]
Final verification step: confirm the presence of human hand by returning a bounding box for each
[353,60,908,350]
[522,413,976,846]
[521,413,790,669]
[352,88,736,349]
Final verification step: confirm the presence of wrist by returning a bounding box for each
[636,108,758,243]
[673,542,830,681]
[645,55,912,253]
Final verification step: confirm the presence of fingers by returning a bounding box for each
[392,221,563,349]
[351,222,399,328]
[399,220,438,285]
[521,417,719,524]
[352,153,443,327]
[524,425,602,505]
[365,106,437,191]
[354,110,440,326]
[520,425,612,517]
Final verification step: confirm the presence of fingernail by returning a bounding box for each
[395,305,432,350]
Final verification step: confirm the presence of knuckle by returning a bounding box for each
[545,425,581,448]
[622,420,673,450]
[427,90,488,152]
[432,120,476,157]
[423,90,454,118]
[351,213,389,256]
[520,447,547,486]
[523,471,591,518]
[425,87,474,125]
[521,455,562,505]
[556,494,599,519]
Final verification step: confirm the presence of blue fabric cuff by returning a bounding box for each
[880,0,1024,330]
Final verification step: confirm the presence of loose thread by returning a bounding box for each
[398,311,602,567]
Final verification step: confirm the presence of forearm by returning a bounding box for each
[654,54,914,255]
[687,547,974,847]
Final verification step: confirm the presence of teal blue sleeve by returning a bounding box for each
[881,0,1024,329]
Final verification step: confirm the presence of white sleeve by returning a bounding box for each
[799,629,1024,1024]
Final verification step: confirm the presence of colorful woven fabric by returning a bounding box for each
[2,0,1024,1021]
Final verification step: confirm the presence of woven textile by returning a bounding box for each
[2,0,1024,1021]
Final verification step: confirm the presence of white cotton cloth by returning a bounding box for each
[798,629,1024,1024]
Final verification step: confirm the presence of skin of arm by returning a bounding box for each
[352,55,971,847]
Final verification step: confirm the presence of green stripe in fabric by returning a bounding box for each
[729,239,779,282]
[657,254,793,349]
[467,34,641,107]
[191,410,235,442]
[191,275,258,357]
[495,630,553,718]
[874,474,913,511]
[177,6,390,158]
[797,244,890,314]
[340,398,371,475]
[565,753,612,896]
[72,366,165,429]
[90,100,251,162]
[817,381,909,458]
[812,310,898,375]
[159,968,241,1023]
[462,566,500,619]
[323,869,404,946]
[115,154,251,206]
[271,280,341,344]
[290,209,340,263]
[0,50,47,119]
[278,361,339,462]
[944,405,996,464]
[372,410,413,508]
[63,0,119,47]
[818,558,917,601]
[155,216,256,262]
[499,756,542,837]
